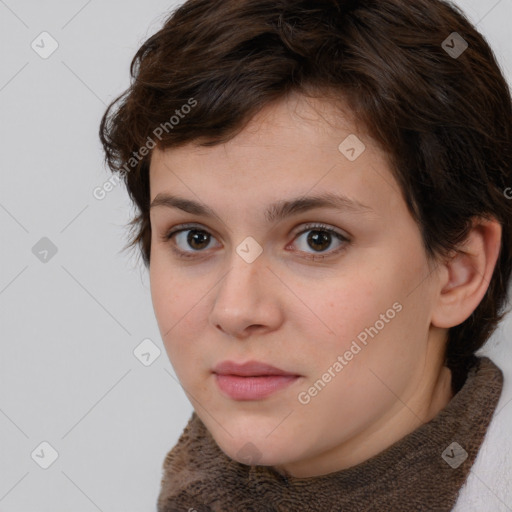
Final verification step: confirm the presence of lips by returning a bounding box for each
[212,360,299,377]
[212,360,301,400]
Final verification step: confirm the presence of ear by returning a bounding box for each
[431,217,502,329]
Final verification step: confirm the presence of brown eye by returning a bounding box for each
[290,223,350,261]
[306,230,332,251]
[163,224,221,259]
[170,228,218,253]
[186,230,211,250]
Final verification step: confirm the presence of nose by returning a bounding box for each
[208,248,284,339]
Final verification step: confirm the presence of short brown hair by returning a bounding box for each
[99,0,512,391]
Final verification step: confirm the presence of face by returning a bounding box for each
[148,92,448,478]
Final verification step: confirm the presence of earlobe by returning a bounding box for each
[431,217,502,329]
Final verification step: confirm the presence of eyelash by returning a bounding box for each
[161,222,350,261]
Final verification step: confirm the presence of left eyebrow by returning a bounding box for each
[149,191,375,223]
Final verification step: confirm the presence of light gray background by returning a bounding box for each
[0,1,511,511]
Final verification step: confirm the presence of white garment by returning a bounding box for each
[453,329,512,512]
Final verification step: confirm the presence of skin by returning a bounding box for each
[148,91,501,478]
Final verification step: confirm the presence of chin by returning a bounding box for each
[213,431,298,468]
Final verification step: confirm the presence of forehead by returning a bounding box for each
[153,92,368,163]
[148,93,403,221]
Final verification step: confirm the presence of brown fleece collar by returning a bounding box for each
[157,356,503,512]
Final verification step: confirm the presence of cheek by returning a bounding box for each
[309,271,389,345]
[300,263,415,377]
[322,273,429,396]
[150,262,173,328]
[149,257,210,370]
[150,258,190,340]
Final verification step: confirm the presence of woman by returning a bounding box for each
[100,0,512,509]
